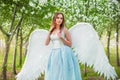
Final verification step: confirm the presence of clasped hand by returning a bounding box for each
[57,31,63,39]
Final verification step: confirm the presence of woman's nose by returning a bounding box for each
[59,18,62,20]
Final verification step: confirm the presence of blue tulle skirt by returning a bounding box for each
[45,45,82,80]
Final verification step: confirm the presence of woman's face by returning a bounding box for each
[55,14,63,26]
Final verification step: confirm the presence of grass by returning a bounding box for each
[0,47,120,80]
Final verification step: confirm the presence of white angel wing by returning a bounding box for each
[69,22,117,80]
[16,29,51,80]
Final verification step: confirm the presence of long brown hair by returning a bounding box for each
[50,12,65,33]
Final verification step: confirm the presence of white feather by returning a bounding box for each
[69,22,117,80]
[16,29,51,80]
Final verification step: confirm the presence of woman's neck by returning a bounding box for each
[55,25,60,30]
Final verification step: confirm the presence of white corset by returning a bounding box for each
[50,32,65,49]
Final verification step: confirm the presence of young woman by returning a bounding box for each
[44,12,82,80]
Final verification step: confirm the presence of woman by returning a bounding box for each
[44,12,82,80]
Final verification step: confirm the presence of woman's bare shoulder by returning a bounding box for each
[63,27,69,32]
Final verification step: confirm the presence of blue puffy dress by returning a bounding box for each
[45,31,82,80]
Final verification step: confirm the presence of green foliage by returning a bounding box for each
[0,0,120,79]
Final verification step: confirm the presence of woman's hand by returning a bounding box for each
[58,28,72,47]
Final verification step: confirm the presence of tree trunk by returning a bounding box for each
[19,27,23,66]
[84,63,87,76]
[12,28,19,74]
[107,29,111,61]
[116,23,120,66]
[2,37,10,80]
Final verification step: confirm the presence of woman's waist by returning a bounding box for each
[51,40,64,49]
[52,43,64,49]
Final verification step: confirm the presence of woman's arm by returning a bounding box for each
[45,31,51,45]
[45,26,54,45]
[58,28,72,47]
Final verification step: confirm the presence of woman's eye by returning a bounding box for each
[57,17,63,19]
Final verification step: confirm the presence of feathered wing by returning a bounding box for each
[16,29,51,80]
[69,22,117,80]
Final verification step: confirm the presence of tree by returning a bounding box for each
[0,2,23,79]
